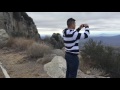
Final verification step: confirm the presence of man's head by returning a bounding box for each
[67,18,76,29]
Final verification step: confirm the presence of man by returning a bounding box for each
[63,18,90,78]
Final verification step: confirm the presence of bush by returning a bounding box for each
[50,33,64,49]
[27,42,52,58]
[81,39,120,78]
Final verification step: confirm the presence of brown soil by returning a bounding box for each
[0,48,50,78]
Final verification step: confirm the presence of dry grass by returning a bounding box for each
[6,37,35,51]
[6,37,15,47]
[27,42,52,58]
[6,37,52,59]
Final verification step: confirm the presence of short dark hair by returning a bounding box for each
[67,18,76,27]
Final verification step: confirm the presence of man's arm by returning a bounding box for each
[76,27,81,32]
[80,27,90,39]
[75,24,90,40]
[72,24,90,40]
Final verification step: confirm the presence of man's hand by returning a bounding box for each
[76,24,89,32]
[83,24,89,28]
[79,24,84,30]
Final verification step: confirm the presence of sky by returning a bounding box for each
[26,12,120,37]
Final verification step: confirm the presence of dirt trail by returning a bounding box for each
[0,48,50,78]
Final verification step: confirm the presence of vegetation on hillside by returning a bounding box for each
[6,37,52,59]
[81,39,120,78]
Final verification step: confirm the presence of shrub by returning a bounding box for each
[81,39,120,78]
[27,42,52,58]
[50,33,64,49]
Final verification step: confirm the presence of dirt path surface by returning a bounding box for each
[0,48,50,78]
[0,48,109,78]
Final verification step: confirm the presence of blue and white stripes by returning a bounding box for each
[63,28,90,55]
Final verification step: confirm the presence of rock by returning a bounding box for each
[44,56,66,78]
[77,70,96,78]
[36,58,43,64]
[78,54,82,60]
[52,49,65,58]
[86,71,91,75]
[37,54,57,64]
[94,76,110,78]
[77,70,110,78]
[0,29,9,48]
[0,12,40,40]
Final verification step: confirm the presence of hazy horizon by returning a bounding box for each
[37,27,120,37]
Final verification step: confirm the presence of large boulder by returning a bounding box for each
[44,56,66,78]
[37,54,57,65]
[0,29,9,48]
[52,49,65,58]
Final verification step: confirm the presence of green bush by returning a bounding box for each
[42,34,64,49]
[81,39,120,78]
[50,33,64,49]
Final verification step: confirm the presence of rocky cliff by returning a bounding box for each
[0,12,40,40]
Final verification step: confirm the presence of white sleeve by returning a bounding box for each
[80,28,90,40]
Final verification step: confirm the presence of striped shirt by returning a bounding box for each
[63,27,90,55]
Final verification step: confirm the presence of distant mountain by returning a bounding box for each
[79,35,120,48]
[91,35,120,46]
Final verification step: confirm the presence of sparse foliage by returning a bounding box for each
[50,33,64,49]
[27,42,52,58]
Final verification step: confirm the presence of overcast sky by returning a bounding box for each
[26,12,120,37]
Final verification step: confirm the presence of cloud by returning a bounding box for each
[26,12,120,33]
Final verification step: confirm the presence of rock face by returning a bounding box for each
[44,56,66,78]
[0,12,40,40]
[0,29,9,47]
[37,54,57,65]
